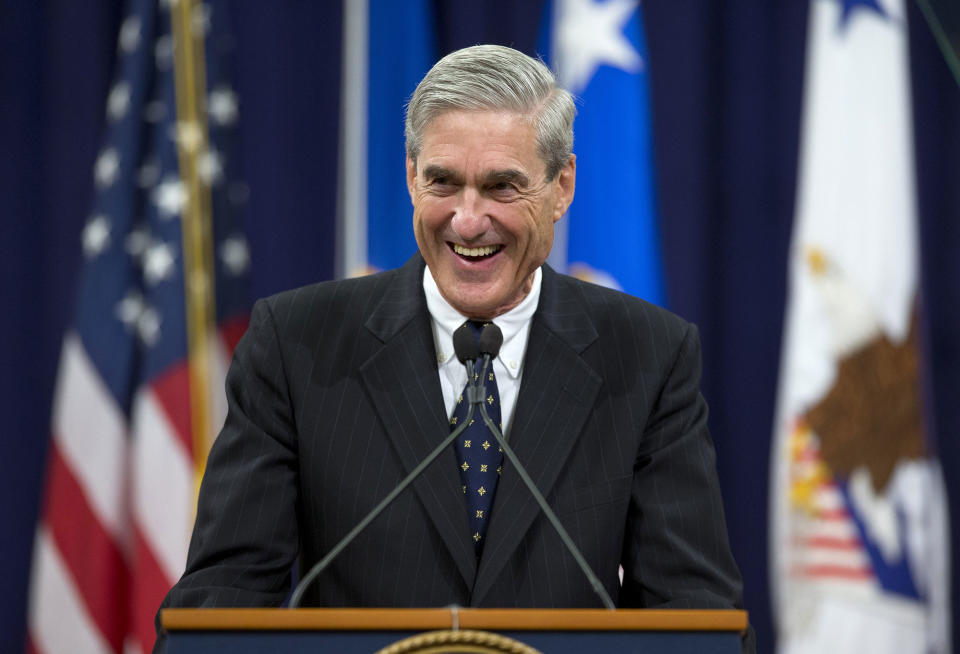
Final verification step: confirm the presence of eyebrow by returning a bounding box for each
[421,165,463,184]
[481,169,530,188]
[420,165,530,189]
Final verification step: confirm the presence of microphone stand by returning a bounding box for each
[475,352,617,610]
[289,337,616,611]
[288,360,480,608]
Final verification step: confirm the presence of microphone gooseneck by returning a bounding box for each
[474,396,616,610]
[290,319,614,611]
[468,321,615,610]
[291,321,486,607]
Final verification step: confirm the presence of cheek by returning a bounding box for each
[415,195,455,225]
[413,200,457,252]
[531,212,556,256]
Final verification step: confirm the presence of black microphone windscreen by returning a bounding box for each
[478,323,503,358]
[453,323,480,363]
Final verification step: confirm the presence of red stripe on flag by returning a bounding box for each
[795,564,873,580]
[150,361,193,457]
[219,314,249,355]
[43,442,128,653]
[129,526,175,654]
[804,536,862,550]
[817,508,851,521]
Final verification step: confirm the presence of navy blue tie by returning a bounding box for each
[451,321,503,556]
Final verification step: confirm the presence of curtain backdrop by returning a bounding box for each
[2,2,957,651]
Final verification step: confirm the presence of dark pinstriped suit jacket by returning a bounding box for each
[159,253,749,645]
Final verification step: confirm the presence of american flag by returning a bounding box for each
[27,0,248,652]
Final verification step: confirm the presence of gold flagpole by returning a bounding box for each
[170,0,216,500]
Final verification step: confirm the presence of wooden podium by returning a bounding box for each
[161,607,748,653]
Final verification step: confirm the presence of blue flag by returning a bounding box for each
[367,0,436,272]
[541,0,665,305]
[339,0,435,275]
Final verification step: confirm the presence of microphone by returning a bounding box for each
[477,323,503,358]
[288,324,483,607]
[469,323,616,610]
[454,322,480,363]
[456,322,489,406]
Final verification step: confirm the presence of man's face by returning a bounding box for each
[407,110,575,318]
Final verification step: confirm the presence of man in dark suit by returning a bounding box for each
[158,44,751,649]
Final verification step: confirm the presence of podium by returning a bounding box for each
[161,607,747,653]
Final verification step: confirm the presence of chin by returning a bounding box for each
[452,301,495,320]
[445,292,496,318]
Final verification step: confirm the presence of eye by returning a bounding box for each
[488,181,519,199]
[426,176,457,194]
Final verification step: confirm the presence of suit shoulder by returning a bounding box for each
[254,267,402,334]
[554,271,693,341]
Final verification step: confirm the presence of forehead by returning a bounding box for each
[418,110,543,175]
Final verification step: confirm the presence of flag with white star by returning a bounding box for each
[28,0,249,652]
[541,0,665,305]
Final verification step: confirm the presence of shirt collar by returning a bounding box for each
[423,265,541,380]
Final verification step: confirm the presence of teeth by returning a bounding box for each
[453,244,500,257]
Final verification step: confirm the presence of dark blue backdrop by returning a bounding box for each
[2,2,957,652]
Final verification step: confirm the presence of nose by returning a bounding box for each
[450,187,490,241]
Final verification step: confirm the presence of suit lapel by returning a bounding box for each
[472,267,601,605]
[358,255,477,590]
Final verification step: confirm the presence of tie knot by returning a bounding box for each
[465,320,488,342]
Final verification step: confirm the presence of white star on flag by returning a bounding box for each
[143,242,177,285]
[554,0,643,93]
[107,82,131,121]
[115,290,145,328]
[82,215,111,258]
[152,177,187,218]
[208,86,238,126]
[137,306,161,345]
[118,15,142,53]
[219,235,250,275]
[124,225,150,257]
[94,148,121,188]
[154,35,174,70]
[197,148,224,185]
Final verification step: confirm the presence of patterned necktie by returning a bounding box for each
[451,320,504,557]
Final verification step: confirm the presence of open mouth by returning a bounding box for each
[450,243,502,261]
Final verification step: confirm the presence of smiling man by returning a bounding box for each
[408,107,574,318]
[157,45,752,652]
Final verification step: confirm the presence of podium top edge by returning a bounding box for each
[161,607,748,633]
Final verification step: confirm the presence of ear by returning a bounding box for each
[406,156,417,205]
[552,154,576,223]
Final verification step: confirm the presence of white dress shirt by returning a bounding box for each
[423,265,541,438]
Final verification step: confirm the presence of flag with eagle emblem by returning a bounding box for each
[771,0,950,652]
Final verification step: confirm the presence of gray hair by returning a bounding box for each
[405,45,576,181]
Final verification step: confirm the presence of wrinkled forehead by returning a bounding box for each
[416,109,545,174]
